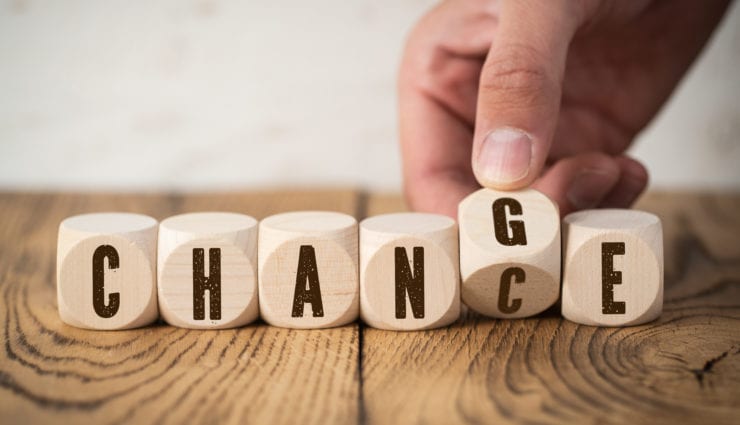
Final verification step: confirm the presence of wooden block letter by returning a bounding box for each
[259,211,358,329]
[57,213,158,330]
[562,209,663,326]
[458,188,560,318]
[360,213,460,330]
[158,212,259,329]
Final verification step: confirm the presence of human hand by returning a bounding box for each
[399,0,730,217]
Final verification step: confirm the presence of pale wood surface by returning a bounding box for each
[1,190,739,425]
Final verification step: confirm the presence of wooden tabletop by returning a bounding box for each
[0,190,738,425]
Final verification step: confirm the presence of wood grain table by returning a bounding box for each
[1,190,738,425]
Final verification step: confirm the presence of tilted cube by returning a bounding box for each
[459,188,560,318]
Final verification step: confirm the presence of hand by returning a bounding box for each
[399,0,730,217]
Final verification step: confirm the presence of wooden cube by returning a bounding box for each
[458,188,560,318]
[562,209,663,326]
[158,212,259,329]
[259,211,359,329]
[57,213,159,330]
[360,213,460,330]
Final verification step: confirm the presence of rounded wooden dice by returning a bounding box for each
[360,213,460,330]
[562,209,663,326]
[57,213,158,330]
[158,212,259,329]
[458,188,560,318]
[259,211,359,329]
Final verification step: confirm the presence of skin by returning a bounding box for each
[399,0,731,218]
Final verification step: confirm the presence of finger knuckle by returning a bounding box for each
[480,44,555,106]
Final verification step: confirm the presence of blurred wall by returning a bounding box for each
[1,0,738,191]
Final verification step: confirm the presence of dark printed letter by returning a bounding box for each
[492,198,527,246]
[602,242,626,314]
[92,245,120,318]
[193,248,221,320]
[498,266,525,314]
[395,247,425,319]
[292,245,324,317]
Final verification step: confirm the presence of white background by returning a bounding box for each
[1,0,738,191]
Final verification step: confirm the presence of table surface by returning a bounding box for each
[0,190,738,425]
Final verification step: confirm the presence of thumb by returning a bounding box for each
[472,0,583,190]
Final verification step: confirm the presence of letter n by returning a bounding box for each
[395,247,424,319]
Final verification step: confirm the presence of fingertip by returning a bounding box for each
[532,153,621,216]
[472,127,541,190]
[601,156,649,208]
[565,161,620,211]
[616,156,649,188]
